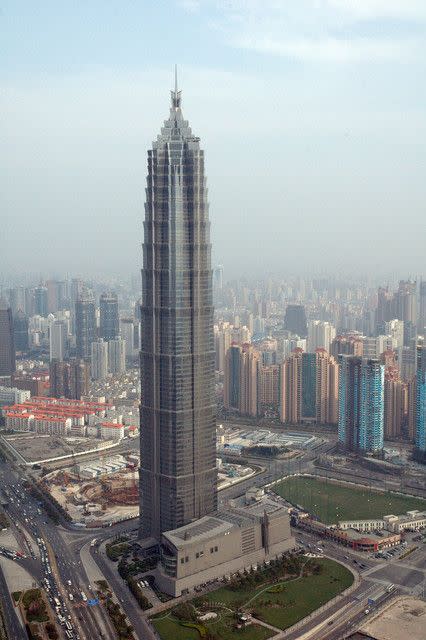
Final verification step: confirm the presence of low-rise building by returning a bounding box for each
[0,386,31,407]
[156,496,295,597]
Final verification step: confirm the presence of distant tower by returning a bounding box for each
[99,292,119,341]
[0,299,15,378]
[75,294,96,359]
[140,73,217,540]
[280,349,303,424]
[34,285,48,317]
[91,338,108,380]
[284,305,307,338]
[13,310,29,352]
[108,337,126,375]
[50,320,68,361]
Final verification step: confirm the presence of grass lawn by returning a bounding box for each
[152,558,353,637]
[153,612,274,640]
[273,476,426,524]
[204,558,352,630]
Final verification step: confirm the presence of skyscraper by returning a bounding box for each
[338,356,384,453]
[415,345,426,456]
[91,338,108,380]
[99,292,119,341]
[307,320,336,353]
[108,337,126,375]
[75,294,96,359]
[0,300,15,378]
[280,348,303,423]
[284,304,307,337]
[13,310,29,352]
[50,320,68,361]
[34,285,48,317]
[139,78,217,540]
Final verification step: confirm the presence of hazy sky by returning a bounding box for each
[2,1,426,280]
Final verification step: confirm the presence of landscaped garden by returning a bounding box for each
[151,555,354,639]
[273,476,426,524]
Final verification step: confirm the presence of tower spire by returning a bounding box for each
[171,64,181,110]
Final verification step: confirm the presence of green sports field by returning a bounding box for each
[273,476,426,524]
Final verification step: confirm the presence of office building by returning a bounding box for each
[338,356,384,453]
[91,338,109,380]
[108,337,126,375]
[0,299,15,378]
[99,292,119,341]
[415,345,426,455]
[75,294,96,359]
[280,348,303,423]
[8,286,26,316]
[49,320,68,361]
[13,310,29,352]
[213,264,224,290]
[34,285,48,317]
[284,305,307,337]
[139,78,217,540]
[307,320,336,353]
[395,280,417,345]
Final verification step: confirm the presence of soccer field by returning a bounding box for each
[273,476,426,524]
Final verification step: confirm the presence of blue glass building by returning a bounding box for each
[415,346,426,454]
[338,356,384,453]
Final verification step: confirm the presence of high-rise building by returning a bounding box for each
[419,280,426,334]
[376,287,394,331]
[280,348,303,423]
[258,364,280,408]
[301,352,316,419]
[214,322,233,373]
[315,349,339,425]
[384,319,404,350]
[13,310,29,352]
[0,300,15,378]
[213,264,224,291]
[108,337,126,375]
[331,334,364,359]
[49,320,68,361]
[34,285,48,317]
[224,344,241,410]
[139,80,217,540]
[46,280,60,314]
[8,286,26,315]
[91,338,108,380]
[307,320,336,353]
[120,318,136,359]
[50,358,89,399]
[395,280,417,346]
[239,344,260,416]
[338,356,384,453]
[284,305,307,338]
[384,367,407,439]
[99,292,119,341]
[75,294,96,359]
[415,345,426,455]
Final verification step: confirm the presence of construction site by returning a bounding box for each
[43,452,140,526]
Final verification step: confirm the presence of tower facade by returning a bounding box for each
[0,300,15,378]
[140,81,217,540]
[415,345,426,455]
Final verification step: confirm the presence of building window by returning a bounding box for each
[196,552,199,559]
[185,556,189,563]
[210,547,214,553]
[181,558,184,564]
[214,546,218,552]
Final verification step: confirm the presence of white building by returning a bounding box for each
[307,321,336,354]
[120,318,136,358]
[0,386,30,407]
[91,339,108,380]
[385,319,404,350]
[100,422,124,441]
[108,337,126,375]
[50,319,68,361]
